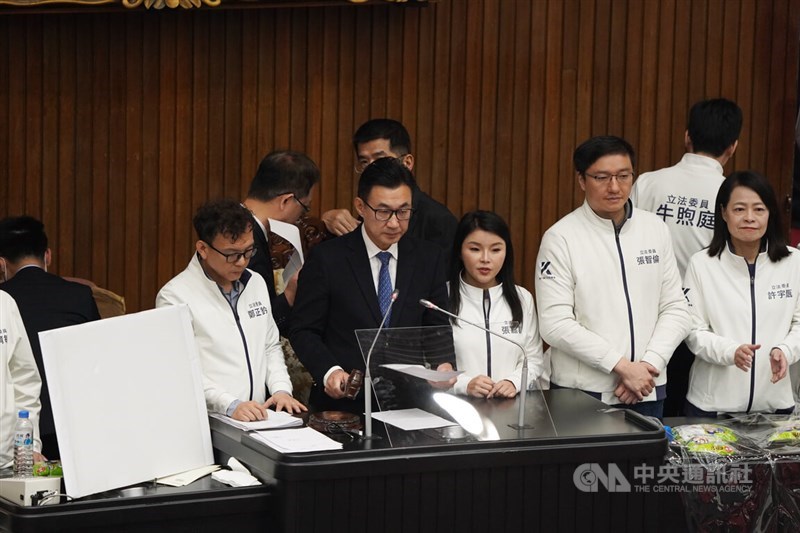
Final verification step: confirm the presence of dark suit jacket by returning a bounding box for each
[408,185,458,254]
[289,230,453,412]
[248,216,292,336]
[0,267,100,446]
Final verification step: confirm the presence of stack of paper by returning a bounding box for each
[372,408,457,431]
[209,411,303,431]
[251,427,343,453]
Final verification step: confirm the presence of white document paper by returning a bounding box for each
[157,465,221,487]
[251,427,343,453]
[380,363,463,381]
[209,411,303,431]
[41,306,213,498]
[267,218,304,263]
[371,408,457,431]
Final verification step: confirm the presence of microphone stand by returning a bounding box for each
[420,299,534,430]
[364,289,399,439]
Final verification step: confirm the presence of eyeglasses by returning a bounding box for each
[362,200,415,221]
[354,154,409,174]
[276,192,311,214]
[582,171,636,184]
[205,242,258,263]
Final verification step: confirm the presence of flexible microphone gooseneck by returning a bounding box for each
[363,289,399,439]
[419,298,533,429]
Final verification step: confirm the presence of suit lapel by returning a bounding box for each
[345,232,384,324]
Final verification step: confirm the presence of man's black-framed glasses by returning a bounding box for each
[582,171,636,184]
[362,200,415,221]
[206,242,258,263]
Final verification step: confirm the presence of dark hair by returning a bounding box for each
[247,150,320,202]
[448,211,523,325]
[573,136,636,174]
[357,157,416,200]
[0,216,48,262]
[687,98,743,157]
[352,119,412,155]
[193,198,254,245]
[707,171,789,262]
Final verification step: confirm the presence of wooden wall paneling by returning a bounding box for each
[669,2,691,166]
[0,19,8,216]
[766,0,789,185]
[653,0,675,169]
[106,15,127,294]
[90,15,110,285]
[482,3,500,216]
[123,15,143,313]
[780,1,800,192]
[223,12,244,197]
[444,0,465,215]
[7,20,26,218]
[318,7,340,213]
[191,12,210,220]
[509,0,531,279]
[140,18,160,309]
[492,0,516,220]
[429,0,451,207]
[57,17,77,277]
[606,0,627,138]
[703,0,724,98]
[459,0,482,214]
[206,13,226,200]
[733,0,756,172]
[157,14,177,291]
[719,0,739,99]
[413,2,434,199]
[173,13,195,267]
[255,12,275,178]
[637,0,659,174]
[590,0,611,136]
[576,0,596,149]
[541,0,563,223]
[368,7,388,118]
[622,0,642,150]
[305,8,324,194]
[399,8,418,151]
[273,11,292,150]
[352,8,372,134]
[74,17,94,279]
[558,0,578,212]
[333,8,355,212]
[25,17,43,218]
[384,9,404,122]
[240,13,259,201]
[749,0,773,175]
[289,9,308,153]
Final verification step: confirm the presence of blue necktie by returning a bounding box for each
[377,251,393,324]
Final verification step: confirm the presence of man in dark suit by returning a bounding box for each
[290,157,455,414]
[0,216,100,459]
[243,150,320,336]
[321,118,458,255]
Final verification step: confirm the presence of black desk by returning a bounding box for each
[212,389,668,533]
[0,475,271,533]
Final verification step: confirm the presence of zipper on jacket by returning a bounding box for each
[483,289,492,376]
[614,225,636,361]
[221,285,255,402]
[745,260,757,413]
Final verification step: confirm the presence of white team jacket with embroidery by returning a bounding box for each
[0,291,41,466]
[451,279,545,395]
[535,201,691,404]
[156,254,292,415]
[684,246,800,413]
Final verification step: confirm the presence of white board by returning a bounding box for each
[40,305,213,498]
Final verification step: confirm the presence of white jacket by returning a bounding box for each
[0,291,42,466]
[451,279,545,395]
[684,246,800,413]
[631,153,725,278]
[535,201,691,404]
[156,254,292,415]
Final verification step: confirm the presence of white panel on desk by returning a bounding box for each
[40,305,213,498]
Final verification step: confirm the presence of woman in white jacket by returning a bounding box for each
[448,211,544,398]
[684,171,800,416]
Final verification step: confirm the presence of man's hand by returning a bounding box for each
[265,391,308,413]
[322,209,360,236]
[232,400,269,422]
[613,359,658,401]
[283,270,300,307]
[770,348,788,383]
[487,379,517,399]
[428,362,458,389]
[325,369,350,399]
[734,343,760,372]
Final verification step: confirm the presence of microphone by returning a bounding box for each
[420,298,533,430]
[364,289,399,439]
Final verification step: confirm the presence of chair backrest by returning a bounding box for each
[91,286,126,319]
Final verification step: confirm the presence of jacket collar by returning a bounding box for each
[579,199,634,231]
